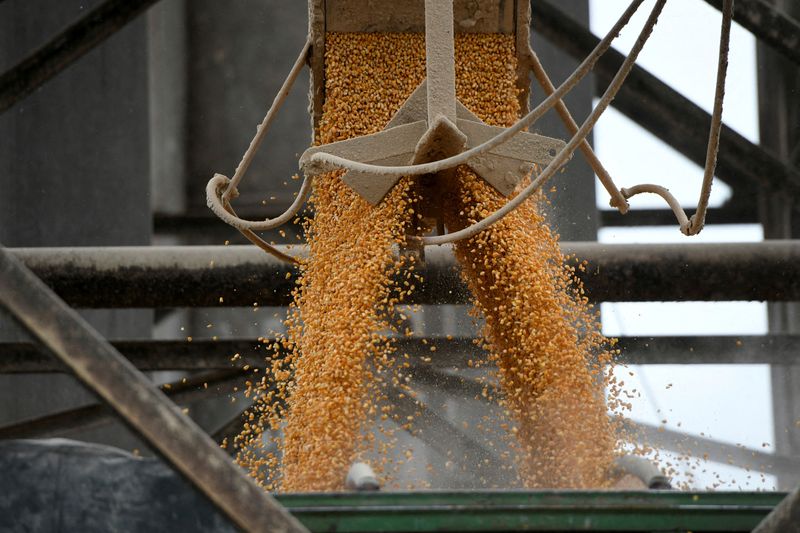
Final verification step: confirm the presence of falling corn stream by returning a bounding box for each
[233,32,626,492]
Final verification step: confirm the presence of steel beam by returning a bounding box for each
[4,334,800,373]
[531,0,800,199]
[599,205,758,227]
[0,337,470,373]
[627,420,800,480]
[10,242,800,306]
[614,335,800,365]
[0,338,271,373]
[0,0,162,114]
[704,0,800,66]
[0,246,307,532]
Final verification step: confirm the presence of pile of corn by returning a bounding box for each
[235,31,620,491]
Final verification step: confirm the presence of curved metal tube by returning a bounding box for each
[621,184,691,234]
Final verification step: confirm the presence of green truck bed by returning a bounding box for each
[277,490,783,532]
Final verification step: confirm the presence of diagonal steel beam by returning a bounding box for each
[626,420,800,478]
[704,0,800,66]
[412,368,800,479]
[0,245,307,532]
[0,0,162,114]
[531,0,800,199]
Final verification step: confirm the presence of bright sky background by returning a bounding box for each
[589,0,775,490]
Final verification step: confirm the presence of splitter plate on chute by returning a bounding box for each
[302,0,567,206]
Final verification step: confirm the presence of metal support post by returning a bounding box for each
[757,0,800,492]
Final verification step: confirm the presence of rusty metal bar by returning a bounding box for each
[0,245,307,532]
[4,332,800,374]
[0,0,162,114]
[531,0,800,199]
[704,0,800,66]
[10,241,800,306]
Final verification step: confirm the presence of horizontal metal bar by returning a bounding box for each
[0,0,161,114]
[0,370,248,440]
[704,0,800,66]
[9,242,800,306]
[153,206,303,237]
[614,335,800,365]
[5,334,797,373]
[0,337,469,373]
[11,245,300,308]
[532,0,800,198]
[0,245,306,532]
[599,205,758,227]
[0,339,270,373]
